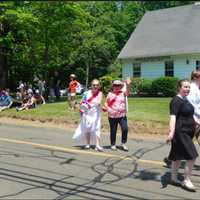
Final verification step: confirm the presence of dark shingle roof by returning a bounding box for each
[118,4,200,59]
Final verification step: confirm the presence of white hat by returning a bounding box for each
[70,74,76,78]
[112,80,123,86]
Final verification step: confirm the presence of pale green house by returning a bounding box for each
[118,3,200,79]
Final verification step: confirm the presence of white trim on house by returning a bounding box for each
[122,53,200,79]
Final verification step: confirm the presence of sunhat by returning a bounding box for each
[112,80,124,86]
[70,74,76,78]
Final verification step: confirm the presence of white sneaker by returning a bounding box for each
[84,144,90,149]
[111,145,117,151]
[121,143,129,151]
[182,179,196,192]
[95,146,104,152]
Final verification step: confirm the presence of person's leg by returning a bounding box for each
[171,160,181,182]
[95,136,103,151]
[71,95,76,109]
[68,95,72,108]
[184,159,195,182]
[54,86,60,101]
[108,117,118,148]
[182,159,196,191]
[119,116,128,144]
[84,132,90,149]
[1,106,8,112]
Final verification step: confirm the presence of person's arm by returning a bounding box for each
[124,77,131,96]
[166,97,181,142]
[167,115,176,142]
[193,115,200,125]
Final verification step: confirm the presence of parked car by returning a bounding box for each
[60,89,67,97]
[60,84,84,97]
[76,83,85,94]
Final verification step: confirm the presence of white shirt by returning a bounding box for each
[187,81,200,117]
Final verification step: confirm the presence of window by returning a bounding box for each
[165,61,174,77]
[133,63,141,77]
[196,60,200,70]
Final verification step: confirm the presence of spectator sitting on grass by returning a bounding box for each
[0,89,13,111]
[16,91,35,112]
[33,89,46,105]
[0,89,13,112]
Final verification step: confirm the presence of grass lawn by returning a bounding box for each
[0,97,171,135]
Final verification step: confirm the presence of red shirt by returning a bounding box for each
[68,80,78,93]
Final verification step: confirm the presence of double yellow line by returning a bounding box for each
[0,137,165,166]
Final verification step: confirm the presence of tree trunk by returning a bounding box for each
[0,18,9,90]
[85,61,89,90]
[0,47,8,90]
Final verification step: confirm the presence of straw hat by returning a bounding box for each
[70,74,76,78]
[112,80,124,86]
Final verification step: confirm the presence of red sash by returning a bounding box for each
[107,91,122,108]
[87,91,99,103]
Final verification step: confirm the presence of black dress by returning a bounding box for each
[168,95,198,161]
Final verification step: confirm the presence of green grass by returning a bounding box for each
[128,97,170,124]
[0,97,171,125]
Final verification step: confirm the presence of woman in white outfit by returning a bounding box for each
[73,79,103,151]
[187,70,200,121]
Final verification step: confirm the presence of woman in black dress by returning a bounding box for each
[167,79,198,192]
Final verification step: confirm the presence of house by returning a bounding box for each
[118,3,200,79]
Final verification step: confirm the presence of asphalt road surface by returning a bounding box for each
[0,123,199,199]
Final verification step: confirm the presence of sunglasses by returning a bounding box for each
[92,84,99,86]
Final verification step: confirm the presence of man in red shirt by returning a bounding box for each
[68,74,79,110]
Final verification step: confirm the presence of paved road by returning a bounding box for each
[0,123,199,199]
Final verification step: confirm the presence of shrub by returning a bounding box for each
[151,77,179,97]
[130,78,153,96]
[99,75,113,95]
[130,78,142,96]
[138,78,153,96]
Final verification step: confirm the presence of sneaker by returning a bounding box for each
[84,144,90,149]
[95,145,104,152]
[121,143,129,151]
[182,179,196,192]
[111,145,117,151]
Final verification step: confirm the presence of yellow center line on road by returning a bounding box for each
[0,137,165,166]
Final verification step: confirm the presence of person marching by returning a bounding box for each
[187,70,200,143]
[103,78,131,151]
[73,79,103,151]
[68,74,79,110]
[167,79,198,192]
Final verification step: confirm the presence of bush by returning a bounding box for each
[130,78,142,96]
[130,78,153,96]
[99,75,113,95]
[151,77,179,97]
[138,78,153,96]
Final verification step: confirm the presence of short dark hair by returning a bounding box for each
[176,79,190,92]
